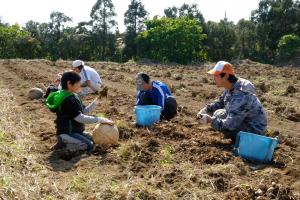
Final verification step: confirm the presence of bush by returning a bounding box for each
[136,17,207,64]
[277,34,300,61]
[0,24,41,59]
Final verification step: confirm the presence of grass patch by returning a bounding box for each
[96,112,107,118]
[160,145,175,166]
[118,142,141,160]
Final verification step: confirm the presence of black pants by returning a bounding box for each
[139,93,177,120]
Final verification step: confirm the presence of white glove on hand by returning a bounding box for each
[197,107,207,119]
[198,114,212,124]
[97,117,114,125]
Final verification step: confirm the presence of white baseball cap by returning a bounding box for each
[72,60,85,68]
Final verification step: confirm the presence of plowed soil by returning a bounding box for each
[0,59,299,199]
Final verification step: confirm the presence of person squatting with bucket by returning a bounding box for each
[135,73,177,120]
[46,71,114,155]
[72,60,103,96]
[197,61,267,142]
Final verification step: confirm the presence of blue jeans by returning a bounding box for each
[58,133,93,152]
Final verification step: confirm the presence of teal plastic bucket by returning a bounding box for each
[234,131,278,163]
[135,105,161,126]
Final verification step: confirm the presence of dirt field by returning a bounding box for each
[0,59,299,200]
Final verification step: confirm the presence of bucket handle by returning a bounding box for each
[263,137,279,162]
[233,131,241,156]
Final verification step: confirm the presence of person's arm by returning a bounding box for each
[136,91,142,105]
[210,92,248,132]
[205,91,226,114]
[81,68,91,87]
[152,84,165,110]
[74,113,99,124]
[88,81,100,92]
[80,81,88,87]
[74,114,111,124]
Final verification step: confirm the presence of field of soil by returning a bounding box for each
[0,59,299,199]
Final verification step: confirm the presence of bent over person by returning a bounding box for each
[72,60,102,96]
[136,73,177,120]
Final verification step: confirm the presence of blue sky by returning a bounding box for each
[0,0,260,32]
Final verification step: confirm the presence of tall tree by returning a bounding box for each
[48,11,72,60]
[164,6,178,19]
[251,0,300,62]
[164,3,205,25]
[206,16,236,61]
[24,20,40,38]
[90,0,117,60]
[235,19,257,60]
[124,0,148,59]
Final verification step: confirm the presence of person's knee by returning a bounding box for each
[73,133,93,151]
[59,134,89,151]
[162,97,177,120]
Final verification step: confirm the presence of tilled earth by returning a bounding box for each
[0,59,299,199]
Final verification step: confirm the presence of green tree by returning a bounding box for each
[235,19,257,60]
[277,34,300,60]
[49,11,72,60]
[90,0,117,60]
[251,0,300,62]
[206,17,236,61]
[164,6,178,19]
[136,17,207,64]
[164,3,205,25]
[0,24,40,59]
[24,20,40,38]
[124,0,148,59]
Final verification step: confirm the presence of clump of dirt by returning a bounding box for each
[146,139,160,152]
[163,169,183,184]
[285,85,297,95]
[174,74,183,80]
[257,82,270,93]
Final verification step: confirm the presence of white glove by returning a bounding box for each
[97,117,114,125]
[93,97,100,106]
[198,114,212,124]
[197,107,207,119]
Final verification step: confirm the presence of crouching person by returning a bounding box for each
[135,73,177,120]
[197,61,267,142]
[46,71,113,157]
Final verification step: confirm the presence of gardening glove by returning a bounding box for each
[197,107,207,119]
[198,114,212,124]
[97,117,114,125]
[93,97,100,106]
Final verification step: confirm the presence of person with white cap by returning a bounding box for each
[72,60,102,96]
[197,61,267,142]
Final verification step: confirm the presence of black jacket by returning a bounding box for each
[55,95,85,135]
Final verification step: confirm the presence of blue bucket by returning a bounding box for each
[135,105,161,126]
[234,131,278,163]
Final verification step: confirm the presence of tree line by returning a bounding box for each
[0,0,299,65]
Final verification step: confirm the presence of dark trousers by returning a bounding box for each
[139,93,177,120]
